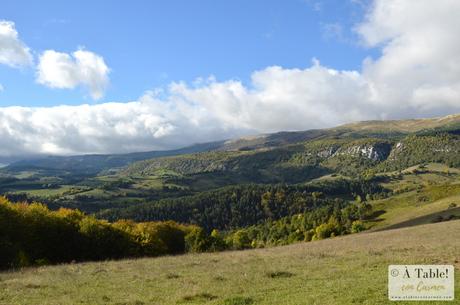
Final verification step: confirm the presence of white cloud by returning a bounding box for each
[0,95,240,156]
[0,20,33,67]
[36,49,110,100]
[168,61,372,132]
[0,20,110,99]
[357,0,460,117]
[1,0,460,157]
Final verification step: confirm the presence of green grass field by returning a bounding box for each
[12,185,73,197]
[1,220,458,305]
[365,164,460,230]
[368,185,460,229]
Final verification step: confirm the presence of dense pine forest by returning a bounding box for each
[97,179,384,231]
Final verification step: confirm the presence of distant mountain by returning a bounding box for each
[186,113,460,152]
[3,113,460,178]
[120,134,460,184]
[341,113,460,133]
[1,141,225,177]
[3,112,460,231]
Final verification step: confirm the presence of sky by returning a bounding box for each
[1,0,460,157]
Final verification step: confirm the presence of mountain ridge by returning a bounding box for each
[3,112,460,177]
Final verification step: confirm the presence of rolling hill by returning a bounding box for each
[342,113,460,133]
[3,112,460,179]
[0,141,226,178]
[1,113,460,220]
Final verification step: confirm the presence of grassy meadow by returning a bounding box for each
[1,220,458,305]
[366,164,460,230]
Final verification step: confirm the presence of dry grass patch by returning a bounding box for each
[0,220,459,305]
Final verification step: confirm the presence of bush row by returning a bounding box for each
[0,197,206,269]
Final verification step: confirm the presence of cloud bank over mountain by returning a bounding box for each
[1,0,460,156]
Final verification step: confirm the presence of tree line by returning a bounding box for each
[0,196,204,269]
[97,179,385,231]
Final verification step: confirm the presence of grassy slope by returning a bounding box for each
[341,113,460,133]
[366,164,460,230]
[369,191,460,230]
[1,220,459,305]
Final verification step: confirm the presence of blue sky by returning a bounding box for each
[0,0,372,106]
[1,0,460,157]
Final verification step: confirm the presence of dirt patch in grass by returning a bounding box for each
[265,271,294,278]
[181,292,217,302]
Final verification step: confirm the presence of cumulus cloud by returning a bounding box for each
[0,20,110,98]
[357,0,460,117]
[0,60,376,156]
[1,0,460,157]
[0,94,240,156]
[36,49,110,100]
[168,61,373,132]
[0,20,33,67]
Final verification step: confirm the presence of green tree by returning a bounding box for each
[231,230,252,250]
[351,220,365,233]
[185,227,210,252]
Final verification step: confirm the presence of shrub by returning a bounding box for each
[133,221,187,255]
[185,227,210,252]
[230,230,252,250]
[351,220,365,233]
[313,217,340,240]
[208,229,228,251]
[0,196,205,269]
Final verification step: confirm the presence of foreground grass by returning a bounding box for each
[1,220,459,305]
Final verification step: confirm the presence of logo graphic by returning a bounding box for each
[388,265,454,301]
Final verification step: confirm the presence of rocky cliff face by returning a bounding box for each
[333,142,393,161]
[316,146,340,158]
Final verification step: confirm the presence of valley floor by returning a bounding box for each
[1,220,459,305]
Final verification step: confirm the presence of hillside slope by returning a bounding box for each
[119,134,460,184]
[0,141,226,178]
[341,113,460,133]
[2,113,460,216]
[1,220,459,305]
[3,112,460,179]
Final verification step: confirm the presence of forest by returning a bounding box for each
[97,179,385,231]
[0,178,376,270]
